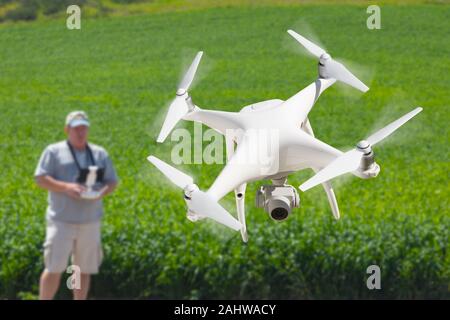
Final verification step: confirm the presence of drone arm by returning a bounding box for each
[183,108,244,136]
[300,117,312,134]
[207,134,268,202]
[299,120,340,219]
[282,78,336,124]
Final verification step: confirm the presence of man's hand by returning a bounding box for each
[84,186,106,201]
[85,184,115,201]
[36,175,86,199]
[85,183,118,201]
[63,183,86,199]
[35,175,116,201]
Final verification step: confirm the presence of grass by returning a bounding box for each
[0,2,449,299]
[0,0,440,24]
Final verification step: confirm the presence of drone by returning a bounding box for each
[148,30,422,242]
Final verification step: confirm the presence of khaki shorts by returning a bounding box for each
[43,219,103,274]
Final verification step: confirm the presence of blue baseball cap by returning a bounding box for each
[65,111,90,127]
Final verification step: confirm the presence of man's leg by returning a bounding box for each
[39,270,61,300]
[73,273,90,300]
[72,221,103,300]
[40,220,74,300]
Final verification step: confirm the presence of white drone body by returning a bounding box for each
[148,30,422,242]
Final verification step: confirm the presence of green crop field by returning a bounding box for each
[0,1,448,299]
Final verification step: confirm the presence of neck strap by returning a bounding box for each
[66,140,96,170]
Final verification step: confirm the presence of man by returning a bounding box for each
[34,111,118,300]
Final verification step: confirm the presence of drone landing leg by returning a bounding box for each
[226,133,248,242]
[235,184,248,242]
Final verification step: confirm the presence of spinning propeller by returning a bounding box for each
[287,30,369,92]
[157,52,203,143]
[300,107,423,191]
[147,155,242,231]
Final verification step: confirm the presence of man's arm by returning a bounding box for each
[35,175,86,199]
[97,149,119,199]
[98,181,118,198]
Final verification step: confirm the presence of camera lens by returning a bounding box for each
[270,207,289,220]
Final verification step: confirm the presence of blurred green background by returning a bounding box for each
[0,0,448,299]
